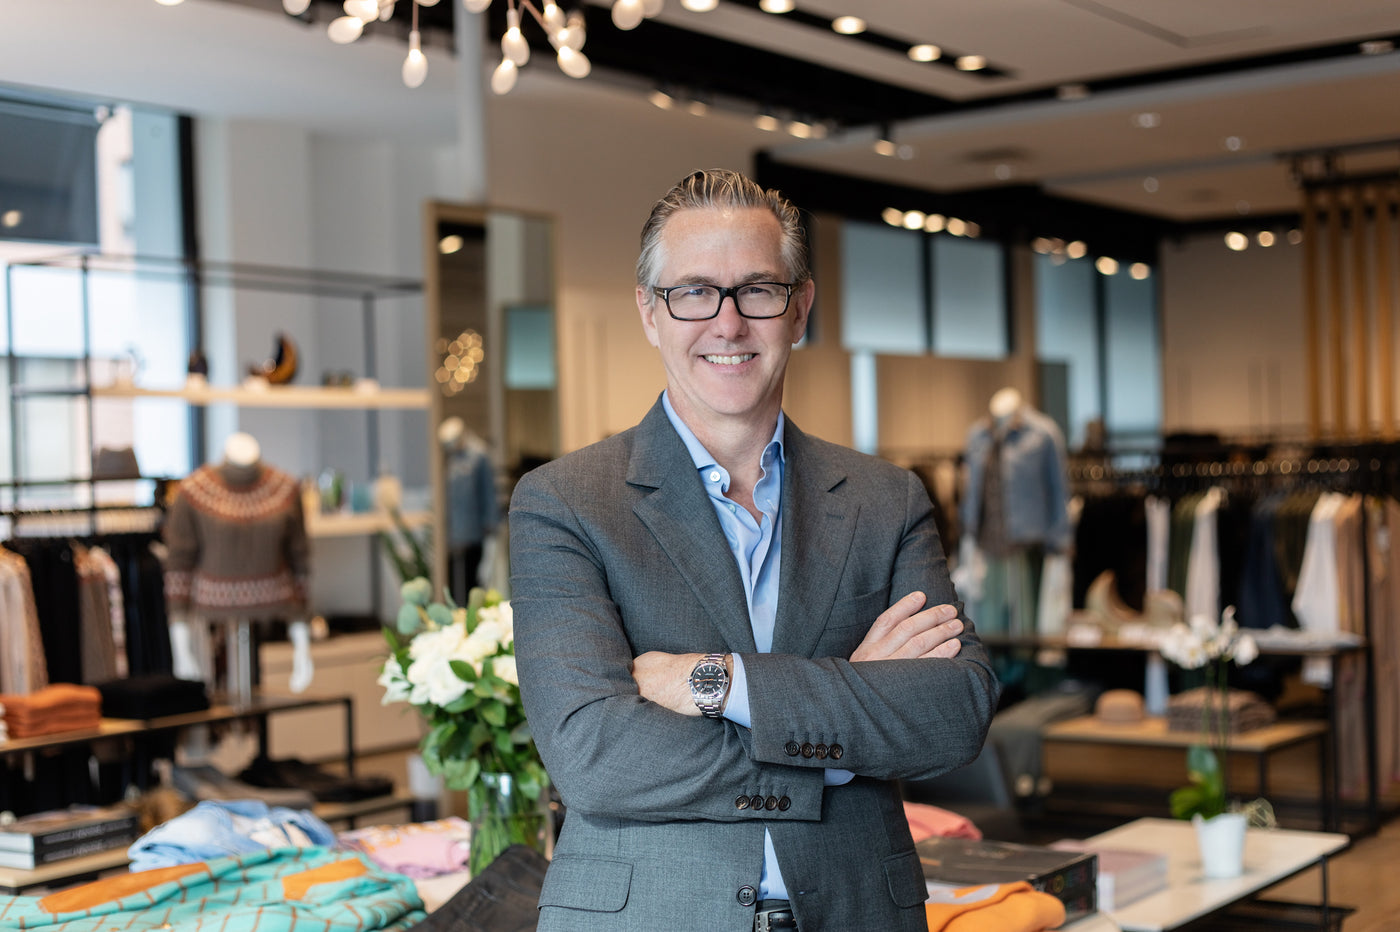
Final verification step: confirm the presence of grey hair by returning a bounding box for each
[636,169,811,296]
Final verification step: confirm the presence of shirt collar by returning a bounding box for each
[661,391,786,478]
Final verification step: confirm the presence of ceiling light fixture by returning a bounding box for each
[1257,231,1276,247]
[1288,229,1304,245]
[923,214,945,233]
[1132,111,1161,129]
[1129,263,1151,280]
[832,16,866,35]
[946,217,967,236]
[687,99,710,116]
[1224,232,1249,251]
[1223,135,1244,151]
[874,137,897,157]
[1361,39,1395,55]
[401,1,428,88]
[908,44,941,62]
[649,89,676,109]
[786,119,813,138]
[902,210,927,230]
[881,207,904,227]
[1,210,21,228]
[1056,83,1089,101]
[754,111,780,131]
[681,0,719,11]
[955,55,986,71]
[154,0,185,5]
[1095,256,1120,275]
[1143,176,1159,193]
[1066,240,1087,259]
[759,0,795,12]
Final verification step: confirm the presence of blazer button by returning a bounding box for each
[829,743,844,760]
[784,741,801,757]
[735,796,751,810]
[800,743,815,758]
[737,886,757,907]
[778,796,791,811]
[750,795,765,811]
[814,744,828,759]
[764,795,779,810]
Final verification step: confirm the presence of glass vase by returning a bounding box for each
[467,771,549,876]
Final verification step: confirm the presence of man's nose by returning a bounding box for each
[713,294,748,331]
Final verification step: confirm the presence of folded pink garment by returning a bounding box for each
[904,801,982,842]
[338,817,472,878]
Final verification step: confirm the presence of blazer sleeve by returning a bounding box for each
[509,468,827,825]
[741,469,1000,783]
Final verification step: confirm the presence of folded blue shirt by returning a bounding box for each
[129,799,336,872]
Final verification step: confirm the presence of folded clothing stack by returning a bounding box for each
[238,756,394,803]
[0,683,103,737]
[95,674,210,720]
[1166,686,1276,734]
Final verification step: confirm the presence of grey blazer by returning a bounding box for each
[510,399,999,932]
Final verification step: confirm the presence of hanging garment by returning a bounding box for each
[0,545,48,694]
[961,406,1072,554]
[1184,487,1224,622]
[86,545,130,678]
[74,543,120,685]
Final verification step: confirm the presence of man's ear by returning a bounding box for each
[637,285,661,348]
[789,279,815,343]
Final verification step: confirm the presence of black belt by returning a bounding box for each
[754,899,798,932]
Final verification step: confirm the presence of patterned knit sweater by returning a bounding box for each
[162,462,309,618]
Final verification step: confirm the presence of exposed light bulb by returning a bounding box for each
[0,210,20,228]
[1224,232,1248,251]
[542,1,565,30]
[832,16,865,35]
[491,58,518,94]
[759,0,794,12]
[1130,263,1151,280]
[907,44,940,62]
[880,208,903,227]
[378,0,396,21]
[1096,256,1121,274]
[754,113,779,131]
[557,45,591,78]
[402,30,428,87]
[563,10,587,48]
[924,214,946,233]
[557,24,585,50]
[282,0,311,14]
[613,0,645,30]
[786,119,812,139]
[1066,240,1087,259]
[154,0,186,6]
[642,0,664,14]
[345,0,379,23]
[418,0,442,5]
[955,55,986,71]
[502,9,530,65]
[902,211,926,230]
[649,90,675,109]
[463,0,493,11]
[874,138,896,157]
[327,15,365,42]
[681,0,718,10]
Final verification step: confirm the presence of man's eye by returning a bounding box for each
[679,286,715,299]
[739,284,775,297]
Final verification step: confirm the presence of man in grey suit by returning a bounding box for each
[510,169,999,931]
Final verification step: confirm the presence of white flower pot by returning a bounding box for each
[1193,811,1247,878]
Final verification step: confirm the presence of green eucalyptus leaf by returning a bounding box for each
[450,659,478,683]
[396,603,424,636]
[481,701,507,728]
[426,603,454,628]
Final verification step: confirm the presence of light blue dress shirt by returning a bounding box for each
[662,393,852,902]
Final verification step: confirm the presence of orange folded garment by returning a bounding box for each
[925,880,1067,932]
[904,800,982,842]
[0,683,103,737]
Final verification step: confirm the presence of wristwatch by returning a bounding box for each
[689,653,730,718]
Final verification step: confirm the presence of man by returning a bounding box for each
[510,169,999,932]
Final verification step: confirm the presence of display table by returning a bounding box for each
[1043,715,1331,828]
[1085,817,1348,932]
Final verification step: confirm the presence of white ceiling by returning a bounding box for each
[4,0,1400,222]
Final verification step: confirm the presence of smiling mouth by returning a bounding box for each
[703,354,754,365]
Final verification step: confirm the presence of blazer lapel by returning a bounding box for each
[627,401,758,654]
[772,421,858,657]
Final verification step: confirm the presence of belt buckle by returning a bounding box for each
[753,903,797,932]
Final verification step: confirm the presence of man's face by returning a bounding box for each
[636,206,812,437]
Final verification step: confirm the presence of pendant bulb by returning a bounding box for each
[556,45,591,78]
[403,29,428,87]
[491,58,519,94]
[327,14,365,42]
[282,0,312,14]
[462,0,492,11]
[612,0,645,30]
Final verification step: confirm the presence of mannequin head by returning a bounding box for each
[989,387,1023,421]
[437,416,465,450]
[223,432,262,467]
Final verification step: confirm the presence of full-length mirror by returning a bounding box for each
[424,202,558,597]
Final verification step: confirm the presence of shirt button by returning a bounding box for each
[709,471,721,482]
[735,796,751,810]
[784,741,801,757]
[737,886,757,907]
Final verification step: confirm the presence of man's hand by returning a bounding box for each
[631,651,714,716]
[850,592,963,663]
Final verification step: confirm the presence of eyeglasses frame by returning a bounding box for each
[651,281,796,321]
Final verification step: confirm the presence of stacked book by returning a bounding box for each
[0,804,140,870]
[1051,839,1169,912]
[916,836,1098,924]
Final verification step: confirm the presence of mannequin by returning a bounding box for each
[958,388,1071,639]
[439,417,499,603]
[163,432,313,698]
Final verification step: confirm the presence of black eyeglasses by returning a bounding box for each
[652,282,794,321]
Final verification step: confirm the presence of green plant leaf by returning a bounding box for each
[450,659,478,683]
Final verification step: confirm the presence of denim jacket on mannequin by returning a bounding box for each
[961,405,1072,554]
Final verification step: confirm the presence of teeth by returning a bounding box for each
[704,354,754,365]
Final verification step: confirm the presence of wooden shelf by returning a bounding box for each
[306,510,430,539]
[92,384,431,410]
[315,792,416,826]
[1044,715,1327,752]
[0,846,130,894]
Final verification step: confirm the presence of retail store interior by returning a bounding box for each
[3,1,1400,929]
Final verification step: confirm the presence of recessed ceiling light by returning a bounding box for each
[1132,111,1161,129]
[759,0,794,12]
[1095,256,1120,275]
[438,234,464,255]
[874,138,897,157]
[1257,231,1276,247]
[902,210,927,230]
[754,112,780,131]
[0,209,20,228]
[1031,237,1053,255]
[955,55,986,71]
[680,0,717,11]
[924,214,946,233]
[1056,83,1089,101]
[832,16,866,35]
[994,164,1013,181]
[786,119,813,138]
[1223,135,1244,151]
[1067,241,1087,259]
[1288,229,1304,245]
[687,100,709,116]
[946,217,967,236]
[648,89,674,109]
[1225,232,1249,251]
[964,222,981,238]
[1361,39,1395,55]
[1129,263,1151,280]
[1143,176,1160,193]
[881,207,904,227]
[908,44,941,62]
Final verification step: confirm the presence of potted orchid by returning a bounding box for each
[1158,606,1274,877]
[378,578,549,875]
